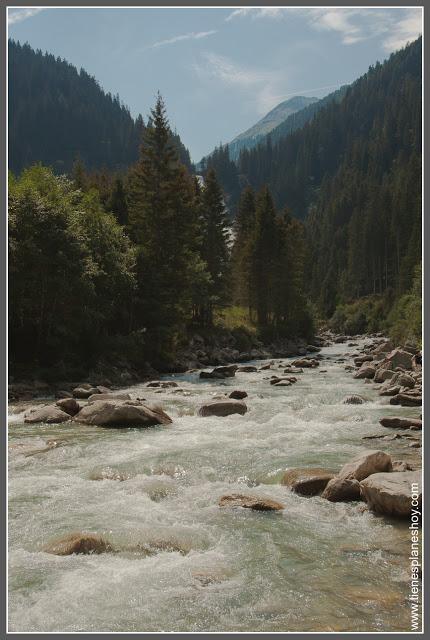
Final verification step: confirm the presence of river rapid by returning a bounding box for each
[8,339,421,632]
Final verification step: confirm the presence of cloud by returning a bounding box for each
[226,7,422,52]
[226,8,286,22]
[193,52,286,113]
[8,7,46,25]
[147,30,216,50]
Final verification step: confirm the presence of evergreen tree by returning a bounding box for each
[127,94,206,357]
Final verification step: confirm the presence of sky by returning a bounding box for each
[8,6,423,161]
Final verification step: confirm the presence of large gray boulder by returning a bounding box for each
[24,405,70,424]
[74,400,172,427]
[338,450,392,481]
[360,471,421,517]
[198,400,247,417]
[88,392,131,403]
[72,386,99,399]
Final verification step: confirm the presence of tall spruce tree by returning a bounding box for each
[231,186,256,310]
[127,93,206,356]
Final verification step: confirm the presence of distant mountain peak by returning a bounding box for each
[227,95,319,160]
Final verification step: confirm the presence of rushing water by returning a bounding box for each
[8,340,421,632]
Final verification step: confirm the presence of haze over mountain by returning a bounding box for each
[227,96,318,161]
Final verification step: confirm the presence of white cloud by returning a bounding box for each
[147,30,216,50]
[8,7,45,25]
[226,8,286,22]
[193,52,286,114]
[226,7,422,52]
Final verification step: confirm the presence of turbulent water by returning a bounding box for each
[8,340,421,632]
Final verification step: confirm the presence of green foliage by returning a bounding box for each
[387,262,422,345]
[9,165,136,367]
[329,296,389,335]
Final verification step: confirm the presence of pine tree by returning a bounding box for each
[231,186,256,309]
[127,93,207,356]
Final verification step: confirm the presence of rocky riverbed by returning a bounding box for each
[8,334,422,632]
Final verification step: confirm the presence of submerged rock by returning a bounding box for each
[360,471,421,517]
[343,395,365,405]
[43,532,113,555]
[24,405,70,424]
[218,493,284,511]
[338,450,392,481]
[74,400,172,427]
[198,400,247,417]
[321,477,361,502]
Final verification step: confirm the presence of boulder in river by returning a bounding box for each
[200,365,238,379]
[360,471,421,517]
[229,390,248,400]
[381,348,413,371]
[281,468,335,496]
[237,365,257,373]
[354,355,373,366]
[218,493,284,511]
[338,450,392,481]
[291,358,319,368]
[374,368,395,383]
[74,400,172,427]
[343,395,365,405]
[43,532,113,555]
[379,416,422,430]
[391,460,413,472]
[146,381,178,388]
[72,386,99,399]
[198,400,247,417]
[354,365,376,379]
[321,478,361,502]
[55,397,81,416]
[390,393,422,407]
[24,405,71,424]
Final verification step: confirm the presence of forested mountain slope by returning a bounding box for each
[237,38,421,318]
[8,40,192,174]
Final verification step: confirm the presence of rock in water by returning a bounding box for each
[200,365,238,379]
[218,494,284,511]
[88,392,132,403]
[198,400,247,417]
[354,365,376,379]
[55,397,81,416]
[379,417,422,429]
[72,386,99,399]
[390,393,422,407]
[24,405,70,424]
[74,400,172,427]
[321,478,361,502]
[343,395,365,405]
[229,390,248,400]
[338,450,392,481]
[281,468,335,496]
[43,532,112,555]
[381,348,414,371]
[360,471,421,517]
[237,366,257,373]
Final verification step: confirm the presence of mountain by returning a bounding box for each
[224,96,319,162]
[237,38,422,317]
[8,39,192,175]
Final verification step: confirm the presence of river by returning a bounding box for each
[8,338,421,632]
